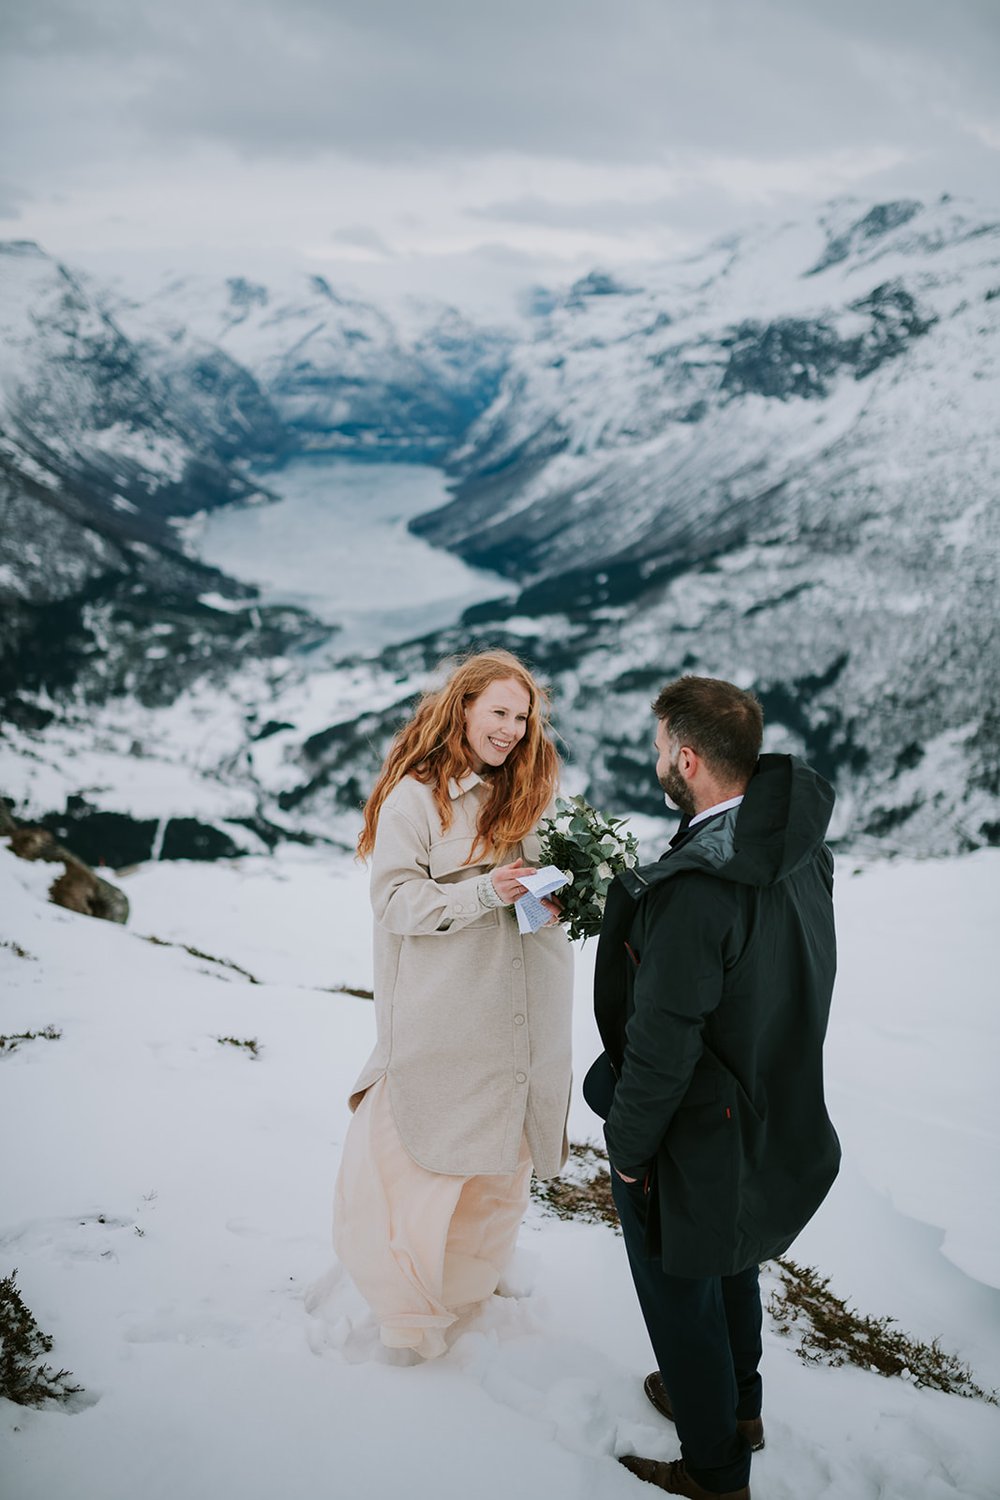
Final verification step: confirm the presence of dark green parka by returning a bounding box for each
[588,753,841,1277]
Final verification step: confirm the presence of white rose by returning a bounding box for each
[596,861,613,880]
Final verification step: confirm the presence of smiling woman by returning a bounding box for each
[335,649,573,1358]
[462,677,530,772]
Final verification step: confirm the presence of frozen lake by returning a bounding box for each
[190,458,515,655]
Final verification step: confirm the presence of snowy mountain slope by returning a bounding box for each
[416,197,997,575]
[0,242,269,533]
[1,198,997,859]
[1,839,998,1500]
[0,242,325,727]
[0,647,425,866]
[400,197,1000,854]
[108,270,510,460]
[0,243,512,746]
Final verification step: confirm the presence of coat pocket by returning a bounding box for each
[676,1069,723,1109]
[428,835,480,879]
[660,1088,740,1255]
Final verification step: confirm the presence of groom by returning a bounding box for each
[586,676,840,1499]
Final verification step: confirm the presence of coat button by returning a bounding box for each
[514,1013,525,1025]
[515,1071,527,1084]
[512,957,522,970]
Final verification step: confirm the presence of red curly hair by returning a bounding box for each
[357,650,559,863]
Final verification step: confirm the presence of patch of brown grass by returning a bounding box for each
[216,1035,261,1058]
[0,1025,62,1055]
[142,934,260,983]
[531,1140,621,1232]
[769,1257,997,1404]
[0,939,36,960]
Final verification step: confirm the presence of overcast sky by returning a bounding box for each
[1,0,998,308]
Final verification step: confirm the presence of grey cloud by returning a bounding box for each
[2,0,999,174]
[331,225,395,255]
[0,0,159,59]
[0,181,32,221]
[470,195,692,235]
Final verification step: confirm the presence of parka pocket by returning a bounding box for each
[664,1093,739,1231]
[676,1070,723,1109]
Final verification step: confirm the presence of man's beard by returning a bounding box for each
[659,759,696,818]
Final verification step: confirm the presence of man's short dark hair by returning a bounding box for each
[651,676,763,783]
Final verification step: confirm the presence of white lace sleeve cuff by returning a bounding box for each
[476,873,506,910]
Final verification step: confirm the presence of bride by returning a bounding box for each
[333,650,573,1358]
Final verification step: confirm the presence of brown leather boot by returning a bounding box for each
[643,1371,765,1452]
[619,1454,750,1498]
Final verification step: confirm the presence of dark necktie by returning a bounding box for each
[667,817,692,850]
[666,807,732,856]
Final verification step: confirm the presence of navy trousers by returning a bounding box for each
[611,1171,762,1494]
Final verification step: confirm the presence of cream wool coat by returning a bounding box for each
[348,771,573,1178]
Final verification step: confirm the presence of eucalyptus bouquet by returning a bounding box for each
[536,795,640,941]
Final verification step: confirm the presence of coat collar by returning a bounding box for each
[447,770,483,800]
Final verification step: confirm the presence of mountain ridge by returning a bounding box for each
[1,197,997,858]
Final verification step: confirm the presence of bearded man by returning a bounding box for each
[586,675,840,1500]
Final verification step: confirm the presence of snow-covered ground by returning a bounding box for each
[1,840,998,1499]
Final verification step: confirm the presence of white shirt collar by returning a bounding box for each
[447,770,483,800]
[689,794,744,828]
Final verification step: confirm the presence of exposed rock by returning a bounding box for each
[806,199,924,275]
[47,865,129,924]
[0,802,129,923]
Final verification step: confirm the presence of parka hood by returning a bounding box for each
[725,753,835,886]
[622,753,835,896]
